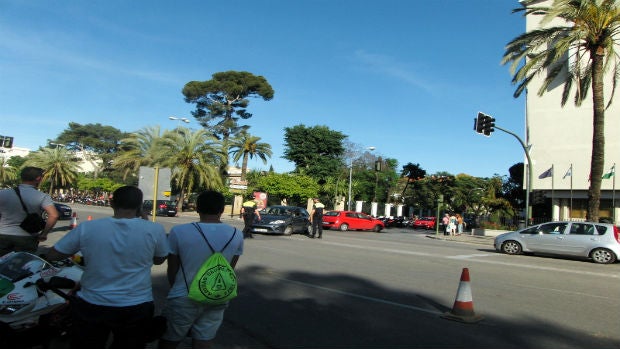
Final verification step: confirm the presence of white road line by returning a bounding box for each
[295,240,620,279]
[273,276,442,315]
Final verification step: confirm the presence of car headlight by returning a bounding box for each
[269,220,286,225]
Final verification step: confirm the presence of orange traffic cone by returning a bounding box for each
[87,215,93,221]
[69,212,79,229]
[442,268,483,323]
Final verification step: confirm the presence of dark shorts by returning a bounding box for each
[70,297,155,349]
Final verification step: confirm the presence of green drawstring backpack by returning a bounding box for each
[180,223,238,305]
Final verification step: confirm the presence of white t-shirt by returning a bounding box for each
[167,222,244,299]
[0,184,54,236]
[53,217,170,306]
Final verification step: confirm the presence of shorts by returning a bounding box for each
[161,296,228,342]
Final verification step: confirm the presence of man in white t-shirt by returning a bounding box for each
[47,186,170,349]
[159,190,244,349]
[0,167,59,256]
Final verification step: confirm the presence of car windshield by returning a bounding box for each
[264,207,292,215]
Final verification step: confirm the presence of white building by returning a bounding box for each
[0,146,100,174]
[524,0,620,224]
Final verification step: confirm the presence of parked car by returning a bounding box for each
[43,202,73,220]
[322,211,384,232]
[251,205,311,235]
[412,217,437,230]
[494,221,620,264]
[142,200,178,217]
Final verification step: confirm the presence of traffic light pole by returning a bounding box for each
[493,125,533,227]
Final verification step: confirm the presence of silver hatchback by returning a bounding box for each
[494,221,620,264]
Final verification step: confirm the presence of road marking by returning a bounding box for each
[447,253,494,259]
[272,275,442,315]
[299,240,620,279]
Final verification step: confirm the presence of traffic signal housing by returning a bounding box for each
[483,116,495,136]
[1,136,14,148]
[474,112,496,136]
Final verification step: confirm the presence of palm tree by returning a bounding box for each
[26,147,79,195]
[159,127,226,212]
[0,157,18,187]
[113,126,165,180]
[502,0,620,222]
[229,130,272,180]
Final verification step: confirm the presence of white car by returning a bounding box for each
[494,221,620,264]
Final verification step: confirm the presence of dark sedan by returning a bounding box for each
[250,205,311,235]
[43,202,73,220]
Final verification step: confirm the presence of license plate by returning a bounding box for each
[254,228,268,232]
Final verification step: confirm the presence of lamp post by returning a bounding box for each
[49,142,65,149]
[168,116,190,129]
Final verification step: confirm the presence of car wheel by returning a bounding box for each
[501,240,522,255]
[373,225,382,232]
[339,223,349,231]
[283,226,293,236]
[590,248,617,264]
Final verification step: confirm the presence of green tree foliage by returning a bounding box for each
[0,157,18,187]
[77,175,123,194]
[283,125,346,182]
[255,172,319,206]
[183,70,273,143]
[183,71,274,181]
[25,147,79,194]
[400,162,426,199]
[229,130,272,180]
[502,0,620,221]
[159,127,226,212]
[53,122,127,174]
[113,126,166,180]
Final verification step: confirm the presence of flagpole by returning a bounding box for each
[551,164,554,219]
[569,164,573,220]
[613,163,616,224]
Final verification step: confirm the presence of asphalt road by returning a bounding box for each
[41,204,620,349]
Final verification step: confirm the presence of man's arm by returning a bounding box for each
[39,205,60,241]
[230,255,240,269]
[166,254,179,286]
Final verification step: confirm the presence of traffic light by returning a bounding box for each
[474,112,496,136]
[482,116,495,136]
[0,136,13,148]
[475,113,485,133]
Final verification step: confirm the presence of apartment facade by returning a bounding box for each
[524,0,620,224]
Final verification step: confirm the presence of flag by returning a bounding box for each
[539,167,553,179]
[563,166,572,179]
[602,165,615,179]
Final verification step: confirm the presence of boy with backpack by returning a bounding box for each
[159,190,244,349]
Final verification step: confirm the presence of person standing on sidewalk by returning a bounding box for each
[442,213,450,236]
[310,198,325,239]
[240,195,260,239]
[46,186,170,349]
[0,167,59,257]
[159,190,244,349]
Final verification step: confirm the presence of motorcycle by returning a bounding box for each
[0,251,83,348]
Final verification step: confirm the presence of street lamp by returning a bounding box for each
[168,116,190,128]
[49,142,65,149]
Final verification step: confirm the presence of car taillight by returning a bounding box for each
[159,204,166,208]
[614,226,620,244]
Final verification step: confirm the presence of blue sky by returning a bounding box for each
[0,0,526,178]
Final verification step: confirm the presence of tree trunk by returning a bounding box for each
[587,50,606,222]
[241,152,249,181]
[178,187,185,213]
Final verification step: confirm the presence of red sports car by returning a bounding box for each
[322,211,384,232]
[412,217,437,230]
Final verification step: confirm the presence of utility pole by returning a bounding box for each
[474,112,533,226]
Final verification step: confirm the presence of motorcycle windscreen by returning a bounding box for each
[0,277,15,298]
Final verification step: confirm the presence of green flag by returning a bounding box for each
[602,165,615,179]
